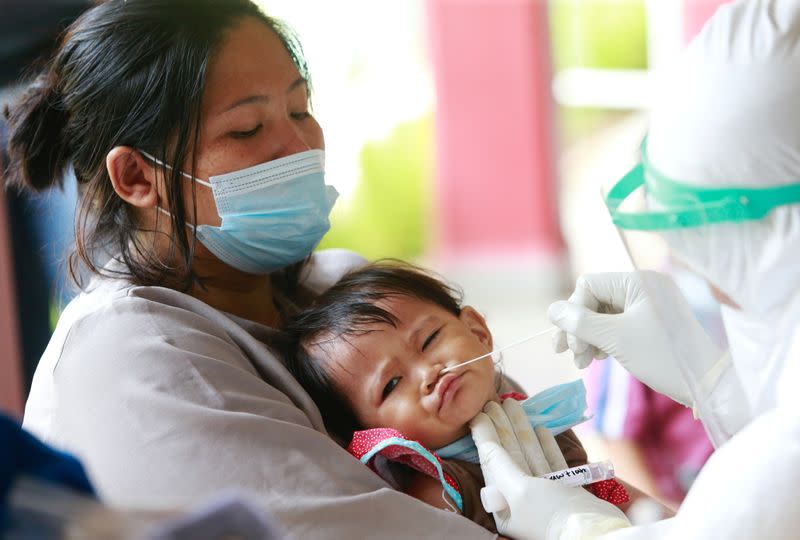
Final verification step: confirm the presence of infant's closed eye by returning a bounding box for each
[422,328,441,351]
[382,377,401,399]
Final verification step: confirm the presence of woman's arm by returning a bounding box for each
[406,471,460,512]
[44,292,495,540]
[407,473,512,539]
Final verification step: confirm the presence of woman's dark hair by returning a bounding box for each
[284,261,464,444]
[3,0,311,291]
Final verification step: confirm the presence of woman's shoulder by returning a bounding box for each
[26,279,324,442]
[62,281,241,344]
[62,247,368,334]
[31,278,269,407]
[24,280,260,442]
[59,283,279,384]
[301,248,367,295]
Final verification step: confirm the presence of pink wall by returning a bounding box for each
[683,0,734,43]
[0,185,24,418]
[426,0,564,260]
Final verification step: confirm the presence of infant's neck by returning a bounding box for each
[434,393,502,449]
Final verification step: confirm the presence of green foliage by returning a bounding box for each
[549,0,648,143]
[319,3,649,257]
[549,0,648,72]
[317,115,433,260]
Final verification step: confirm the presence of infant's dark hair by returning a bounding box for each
[284,260,464,444]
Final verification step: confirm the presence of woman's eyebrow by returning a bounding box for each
[288,76,307,93]
[218,78,307,115]
[220,94,269,114]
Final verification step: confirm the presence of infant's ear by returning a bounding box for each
[459,306,493,349]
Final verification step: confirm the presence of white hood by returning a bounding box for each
[643,0,800,411]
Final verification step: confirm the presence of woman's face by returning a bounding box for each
[187,17,324,228]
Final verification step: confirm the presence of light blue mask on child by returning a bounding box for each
[435,379,589,463]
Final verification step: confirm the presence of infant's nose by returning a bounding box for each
[420,363,444,394]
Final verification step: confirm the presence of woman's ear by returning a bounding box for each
[459,306,493,349]
[106,146,159,208]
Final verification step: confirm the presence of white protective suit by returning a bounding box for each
[545,0,800,538]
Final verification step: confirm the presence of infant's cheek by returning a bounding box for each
[473,367,497,398]
[458,381,491,418]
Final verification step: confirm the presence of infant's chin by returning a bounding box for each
[444,399,487,431]
[427,424,471,450]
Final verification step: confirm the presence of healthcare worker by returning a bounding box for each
[3,1,513,538]
[471,0,800,538]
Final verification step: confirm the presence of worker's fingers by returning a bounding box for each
[469,411,502,491]
[470,434,529,503]
[502,399,550,475]
[553,329,569,353]
[535,425,568,472]
[470,410,501,449]
[482,401,532,476]
[573,348,596,369]
[548,300,617,365]
[570,274,627,314]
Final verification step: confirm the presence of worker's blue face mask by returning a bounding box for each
[141,149,338,274]
[435,379,589,463]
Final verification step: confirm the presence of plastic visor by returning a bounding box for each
[600,140,758,447]
[605,138,800,231]
[602,137,800,447]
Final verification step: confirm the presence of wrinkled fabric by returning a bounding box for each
[22,250,494,539]
[646,0,800,419]
[648,0,800,319]
[595,1,800,538]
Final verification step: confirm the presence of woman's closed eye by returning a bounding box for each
[230,124,262,139]
[382,376,401,400]
[290,110,311,120]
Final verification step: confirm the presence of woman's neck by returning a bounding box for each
[190,256,282,328]
[140,223,283,327]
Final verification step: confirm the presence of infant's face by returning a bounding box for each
[318,296,499,449]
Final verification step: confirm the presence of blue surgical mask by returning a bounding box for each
[142,149,338,274]
[435,379,590,463]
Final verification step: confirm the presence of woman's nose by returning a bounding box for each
[269,117,312,160]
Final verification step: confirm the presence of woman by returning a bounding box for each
[4,1,495,537]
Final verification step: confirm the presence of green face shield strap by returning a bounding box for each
[605,137,800,231]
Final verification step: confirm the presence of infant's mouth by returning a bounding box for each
[435,372,463,411]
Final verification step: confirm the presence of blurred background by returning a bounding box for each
[1,0,733,509]
[253,0,729,396]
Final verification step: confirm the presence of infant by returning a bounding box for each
[285,262,624,533]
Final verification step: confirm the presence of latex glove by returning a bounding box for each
[470,399,630,540]
[547,271,722,407]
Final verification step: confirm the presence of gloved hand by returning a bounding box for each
[470,399,630,540]
[547,271,722,407]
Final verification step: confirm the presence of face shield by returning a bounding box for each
[602,137,800,445]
